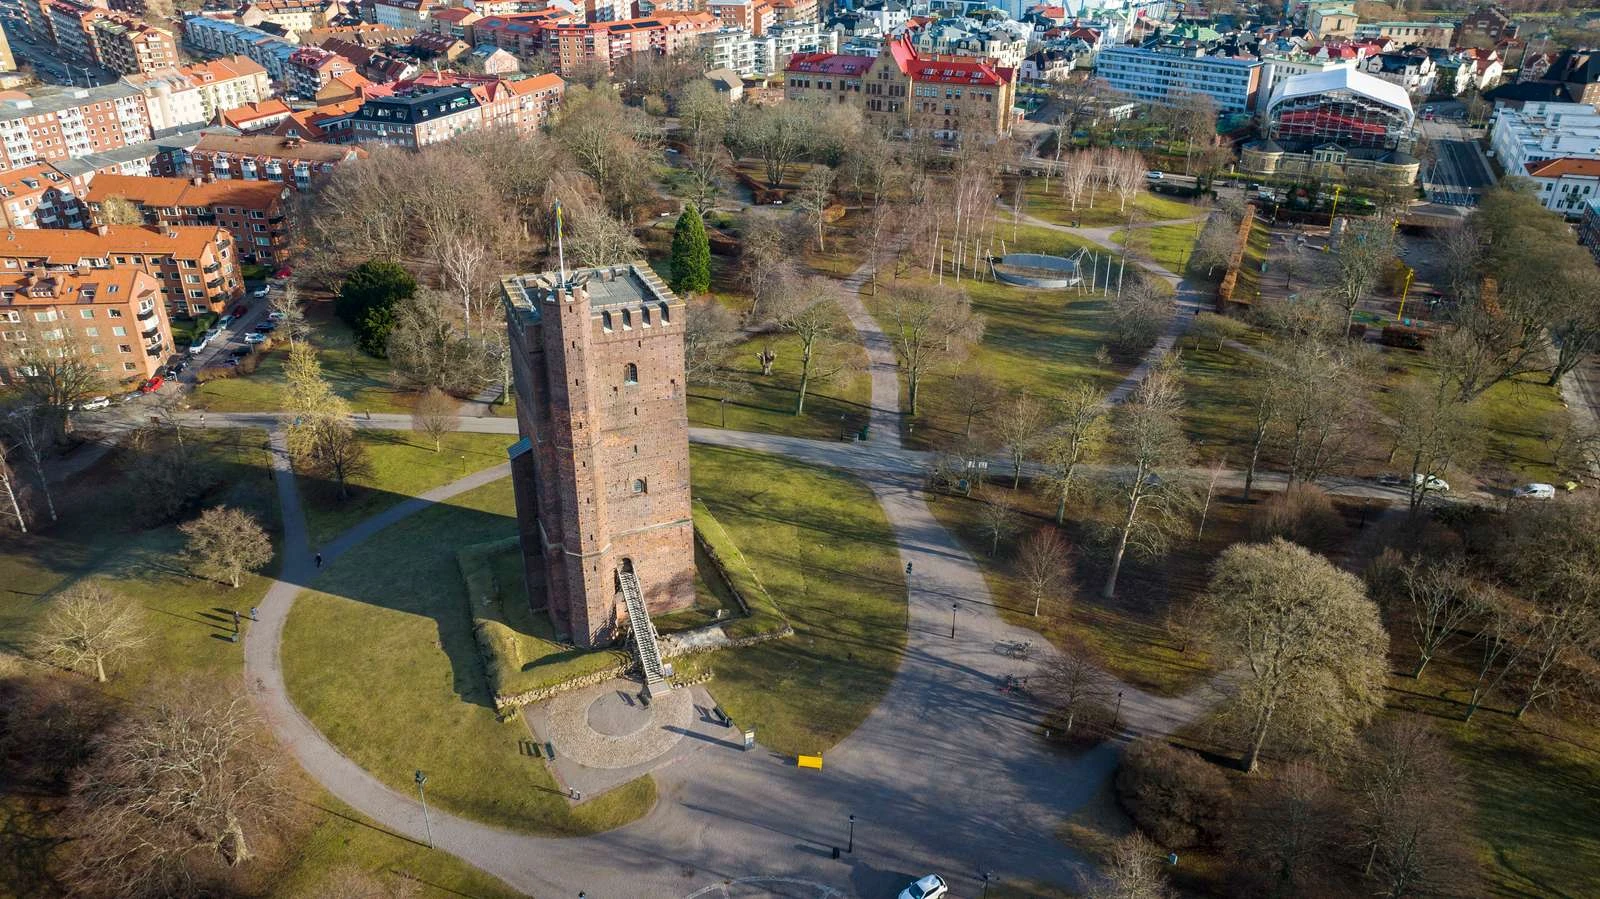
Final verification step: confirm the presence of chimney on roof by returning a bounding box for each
[191,175,203,186]
[94,224,109,237]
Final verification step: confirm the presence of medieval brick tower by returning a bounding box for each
[501,263,696,650]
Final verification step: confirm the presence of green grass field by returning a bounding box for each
[1021,180,1204,230]
[686,329,875,441]
[678,445,907,755]
[0,429,280,690]
[1114,221,1205,277]
[282,475,656,836]
[867,266,1129,451]
[298,429,513,547]
[190,306,416,415]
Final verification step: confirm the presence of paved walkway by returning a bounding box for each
[833,248,905,446]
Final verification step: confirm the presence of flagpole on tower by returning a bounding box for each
[555,200,567,287]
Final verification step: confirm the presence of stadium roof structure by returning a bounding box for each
[1266,66,1413,124]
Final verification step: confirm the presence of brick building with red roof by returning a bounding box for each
[784,34,1016,141]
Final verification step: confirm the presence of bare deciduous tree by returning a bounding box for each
[179,506,273,589]
[64,690,287,897]
[978,493,1020,557]
[411,387,460,454]
[1320,216,1395,337]
[1101,367,1193,599]
[763,276,854,415]
[795,165,836,251]
[1353,719,1478,897]
[1233,762,1345,895]
[1385,556,1480,680]
[948,368,1003,443]
[1016,527,1072,617]
[1038,648,1108,733]
[1106,148,1148,213]
[1199,539,1388,772]
[387,291,496,396]
[1388,382,1481,514]
[883,283,984,417]
[1043,383,1109,525]
[0,437,26,532]
[993,390,1050,489]
[268,284,310,347]
[1090,832,1175,899]
[31,583,147,682]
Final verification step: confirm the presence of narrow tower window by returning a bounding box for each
[632,478,647,494]
[623,362,638,384]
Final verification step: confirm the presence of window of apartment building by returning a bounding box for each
[181,259,195,268]
[108,308,121,317]
[188,290,203,298]
[79,308,93,318]
[33,310,56,322]
[122,361,135,371]
[83,326,98,337]
[118,344,131,353]
[112,326,126,336]
[185,274,199,283]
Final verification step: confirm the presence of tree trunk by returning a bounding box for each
[1242,704,1275,773]
[94,655,106,683]
[1412,654,1430,679]
[224,813,251,866]
[231,570,241,588]
[990,530,1000,557]
[1033,590,1042,617]
[795,344,812,415]
[1464,686,1484,723]
[1011,454,1023,490]
[1055,490,1067,526]
[908,370,921,417]
[1244,424,1265,501]
[0,471,24,534]
[1101,493,1139,599]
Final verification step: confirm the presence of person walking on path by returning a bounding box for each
[314,552,323,569]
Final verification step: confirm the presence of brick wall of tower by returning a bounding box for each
[504,266,695,649]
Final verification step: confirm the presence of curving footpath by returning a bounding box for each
[239,248,1227,898]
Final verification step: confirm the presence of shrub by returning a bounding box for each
[193,365,237,383]
[1251,483,1342,551]
[1116,737,1233,848]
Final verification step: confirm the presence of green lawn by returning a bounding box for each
[687,330,875,442]
[867,266,1129,451]
[282,475,656,836]
[190,306,417,415]
[1021,179,1205,230]
[276,795,526,899]
[0,429,280,692]
[1114,221,1205,276]
[298,429,514,548]
[677,445,907,756]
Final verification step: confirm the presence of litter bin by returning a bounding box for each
[857,424,869,441]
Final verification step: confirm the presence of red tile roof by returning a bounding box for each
[1525,157,1600,179]
[785,52,873,76]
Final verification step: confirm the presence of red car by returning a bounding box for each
[139,375,164,393]
[232,304,248,317]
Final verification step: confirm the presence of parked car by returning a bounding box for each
[1512,483,1555,500]
[138,376,164,394]
[898,875,947,899]
[1411,473,1450,493]
[216,315,235,329]
[1145,170,1164,181]
[244,331,267,345]
[78,396,111,411]
[267,311,288,321]
[188,335,210,354]
[254,321,277,333]
[204,327,223,342]
[251,285,270,298]
[232,303,249,317]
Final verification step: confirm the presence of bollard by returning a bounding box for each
[546,741,555,759]
[831,847,840,860]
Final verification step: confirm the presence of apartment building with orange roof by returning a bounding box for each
[546,12,718,76]
[218,97,294,131]
[177,56,275,121]
[161,131,365,193]
[0,162,87,229]
[85,173,292,264]
[0,266,172,385]
[90,13,178,75]
[0,222,241,317]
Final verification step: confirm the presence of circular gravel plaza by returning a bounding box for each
[545,680,693,770]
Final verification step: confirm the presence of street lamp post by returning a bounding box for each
[848,814,855,853]
[720,397,728,428]
[414,770,433,849]
[1113,691,1124,730]
[950,603,959,639]
[982,872,992,897]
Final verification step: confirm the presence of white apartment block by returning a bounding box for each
[123,69,208,131]
[1094,45,1263,113]
[371,0,437,30]
[1489,102,1600,175]
[1523,158,1600,219]
[701,21,832,77]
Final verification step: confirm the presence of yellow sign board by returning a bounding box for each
[798,755,823,769]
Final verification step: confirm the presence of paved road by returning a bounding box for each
[242,420,1221,899]
[1418,112,1495,207]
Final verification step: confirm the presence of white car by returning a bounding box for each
[251,285,270,298]
[1512,482,1556,500]
[1412,473,1450,493]
[243,331,268,345]
[898,875,947,899]
[268,310,288,321]
[1145,170,1164,181]
[78,395,111,411]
